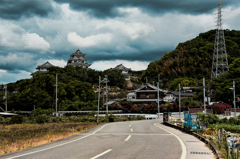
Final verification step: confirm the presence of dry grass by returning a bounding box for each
[0,122,97,155]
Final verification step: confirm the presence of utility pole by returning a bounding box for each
[56,73,58,116]
[145,77,148,84]
[105,75,108,114]
[4,84,7,112]
[157,74,160,118]
[179,84,181,119]
[203,78,206,114]
[233,81,236,117]
[97,76,101,125]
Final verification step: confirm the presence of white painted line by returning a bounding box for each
[129,124,131,127]
[90,149,112,159]
[130,128,133,132]
[125,135,132,141]
[154,123,186,159]
[7,125,108,159]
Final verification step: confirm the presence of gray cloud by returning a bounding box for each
[54,0,238,18]
[0,0,54,20]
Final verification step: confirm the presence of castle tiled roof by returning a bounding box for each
[70,49,86,57]
[36,61,54,69]
[113,64,131,71]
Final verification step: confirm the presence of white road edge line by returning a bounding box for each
[125,135,132,141]
[6,124,108,159]
[90,149,112,159]
[154,123,187,159]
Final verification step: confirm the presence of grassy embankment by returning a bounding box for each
[0,122,97,155]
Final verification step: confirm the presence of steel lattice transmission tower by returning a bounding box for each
[211,0,229,80]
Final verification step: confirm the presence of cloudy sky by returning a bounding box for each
[0,0,240,84]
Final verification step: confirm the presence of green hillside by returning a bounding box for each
[143,29,240,81]
[142,29,240,103]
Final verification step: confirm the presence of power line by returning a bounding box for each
[32,0,75,52]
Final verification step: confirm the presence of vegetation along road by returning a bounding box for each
[1,119,185,159]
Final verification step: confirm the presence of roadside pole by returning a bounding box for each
[203,78,206,114]
[56,73,58,117]
[4,84,7,112]
[105,75,108,114]
[97,76,101,125]
[157,74,160,118]
[233,81,236,117]
[179,84,181,119]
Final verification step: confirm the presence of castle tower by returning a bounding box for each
[67,49,91,68]
[211,0,229,80]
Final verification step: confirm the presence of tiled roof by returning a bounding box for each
[113,64,131,71]
[36,61,54,69]
[104,100,120,106]
[71,49,86,56]
[134,83,165,93]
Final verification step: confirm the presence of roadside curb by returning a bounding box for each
[163,121,224,159]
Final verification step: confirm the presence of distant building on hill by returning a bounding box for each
[113,64,131,80]
[31,61,54,76]
[126,83,165,104]
[67,49,91,68]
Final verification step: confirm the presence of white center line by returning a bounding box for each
[130,128,133,132]
[129,124,131,127]
[125,135,132,141]
[90,149,112,159]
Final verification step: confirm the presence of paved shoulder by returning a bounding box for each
[154,123,215,159]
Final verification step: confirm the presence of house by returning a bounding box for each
[104,100,121,106]
[163,91,195,102]
[67,49,91,68]
[127,83,165,103]
[113,64,131,80]
[31,61,54,76]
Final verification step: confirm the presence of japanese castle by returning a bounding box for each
[67,49,91,68]
[30,61,54,76]
[31,49,91,76]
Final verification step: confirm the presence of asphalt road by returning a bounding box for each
[1,119,183,159]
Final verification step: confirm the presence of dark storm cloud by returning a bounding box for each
[54,0,238,18]
[0,0,53,20]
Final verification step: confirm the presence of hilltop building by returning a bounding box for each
[113,64,131,80]
[67,49,91,68]
[31,61,54,76]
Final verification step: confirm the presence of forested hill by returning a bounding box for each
[144,29,240,81]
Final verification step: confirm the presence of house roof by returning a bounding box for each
[70,49,86,56]
[36,61,54,69]
[0,112,17,116]
[104,100,120,106]
[134,83,165,93]
[168,91,195,97]
[113,64,131,71]
[127,92,136,97]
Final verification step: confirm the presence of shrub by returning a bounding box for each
[228,117,238,125]
[10,115,24,124]
[134,116,145,120]
[88,111,97,117]
[220,117,228,124]
[108,114,115,122]
[36,114,50,123]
